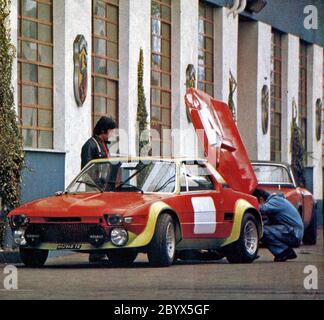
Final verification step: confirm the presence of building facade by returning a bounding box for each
[9,0,324,223]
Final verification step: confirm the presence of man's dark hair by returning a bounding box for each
[253,189,270,202]
[93,116,116,136]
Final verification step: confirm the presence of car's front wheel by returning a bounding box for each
[20,248,48,268]
[148,214,176,267]
[225,213,259,264]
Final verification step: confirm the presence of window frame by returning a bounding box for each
[92,0,119,129]
[270,29,283,162]
[299,40,308,155]
[18,0,54,149]
[198,1,214,96]
[180,162,216,193]
[150,0,172,156]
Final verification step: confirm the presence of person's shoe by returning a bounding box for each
[274,248,297,262]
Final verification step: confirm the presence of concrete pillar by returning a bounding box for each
[171,0,199,158]
[214,7,238,107]
[281,34,299,164]
[237,20,271,161]
[306,45,323,203]
[119,0,151,157]
[53,0,92,186]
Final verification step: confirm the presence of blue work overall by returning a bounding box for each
[260,194,304,256]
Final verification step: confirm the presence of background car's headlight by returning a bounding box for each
[11,215,29,228]
[110,228,128,247]
[13,229,26,246]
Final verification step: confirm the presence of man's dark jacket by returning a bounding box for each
[81,136,110,169]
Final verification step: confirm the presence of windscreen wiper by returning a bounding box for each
[75,180,104,193]
[115,183,144,194]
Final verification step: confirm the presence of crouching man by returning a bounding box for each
[253,189,304,262]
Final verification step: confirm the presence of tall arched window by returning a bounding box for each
[92,0,119,127]
[299,41,308,154]
[198,2,214,96]
[151,0,172,156]
[18,0,54,149]
[270,30,282,161]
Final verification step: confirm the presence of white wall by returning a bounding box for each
[214,7,238,106]
[256,22,272,161]
[238,21,271,161]
[307,45,323,200]
[281,34,299,164]
[118,0,151,157]
[171,0,199,159]
[53,0,92,186]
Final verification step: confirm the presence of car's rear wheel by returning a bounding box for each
[147,214,176,267]
[106,249,137,267]
[226,213,259,264]
[303,205,317,245]
[20,248,48,268]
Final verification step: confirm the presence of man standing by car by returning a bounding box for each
[81,116,116,169]
[81,116,116,263]
[253,189,304,262]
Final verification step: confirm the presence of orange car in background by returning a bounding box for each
[252,161,317,245]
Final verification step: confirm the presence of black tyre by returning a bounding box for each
[20,248,48,268]
[106,249,137,267]
[148,214,176,267]
[303,205,317,245]
[225,213,259,264]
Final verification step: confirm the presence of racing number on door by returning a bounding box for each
[191,197,216,234]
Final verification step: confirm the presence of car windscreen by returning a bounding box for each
[67,161,176,193]
[253,165,293,185]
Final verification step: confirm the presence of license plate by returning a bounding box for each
[57,244,82,250]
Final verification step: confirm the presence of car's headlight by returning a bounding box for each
[110,228,128,247]
[13,229,26,246]
[11,215,29,228]
[105,214,123,226]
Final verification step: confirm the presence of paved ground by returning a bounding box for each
[0,229,323,300]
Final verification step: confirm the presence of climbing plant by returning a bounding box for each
[0,0,25,246]
[290,101,306,187]
[136,48,150,156]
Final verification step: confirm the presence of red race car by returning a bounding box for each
[252,161,317,245]
[9,89,263,267]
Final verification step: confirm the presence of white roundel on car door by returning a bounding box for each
[191,197,216,234]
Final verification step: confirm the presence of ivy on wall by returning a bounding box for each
[290,103,306,187]
[136,48,150,156]
[0,0,25,246]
